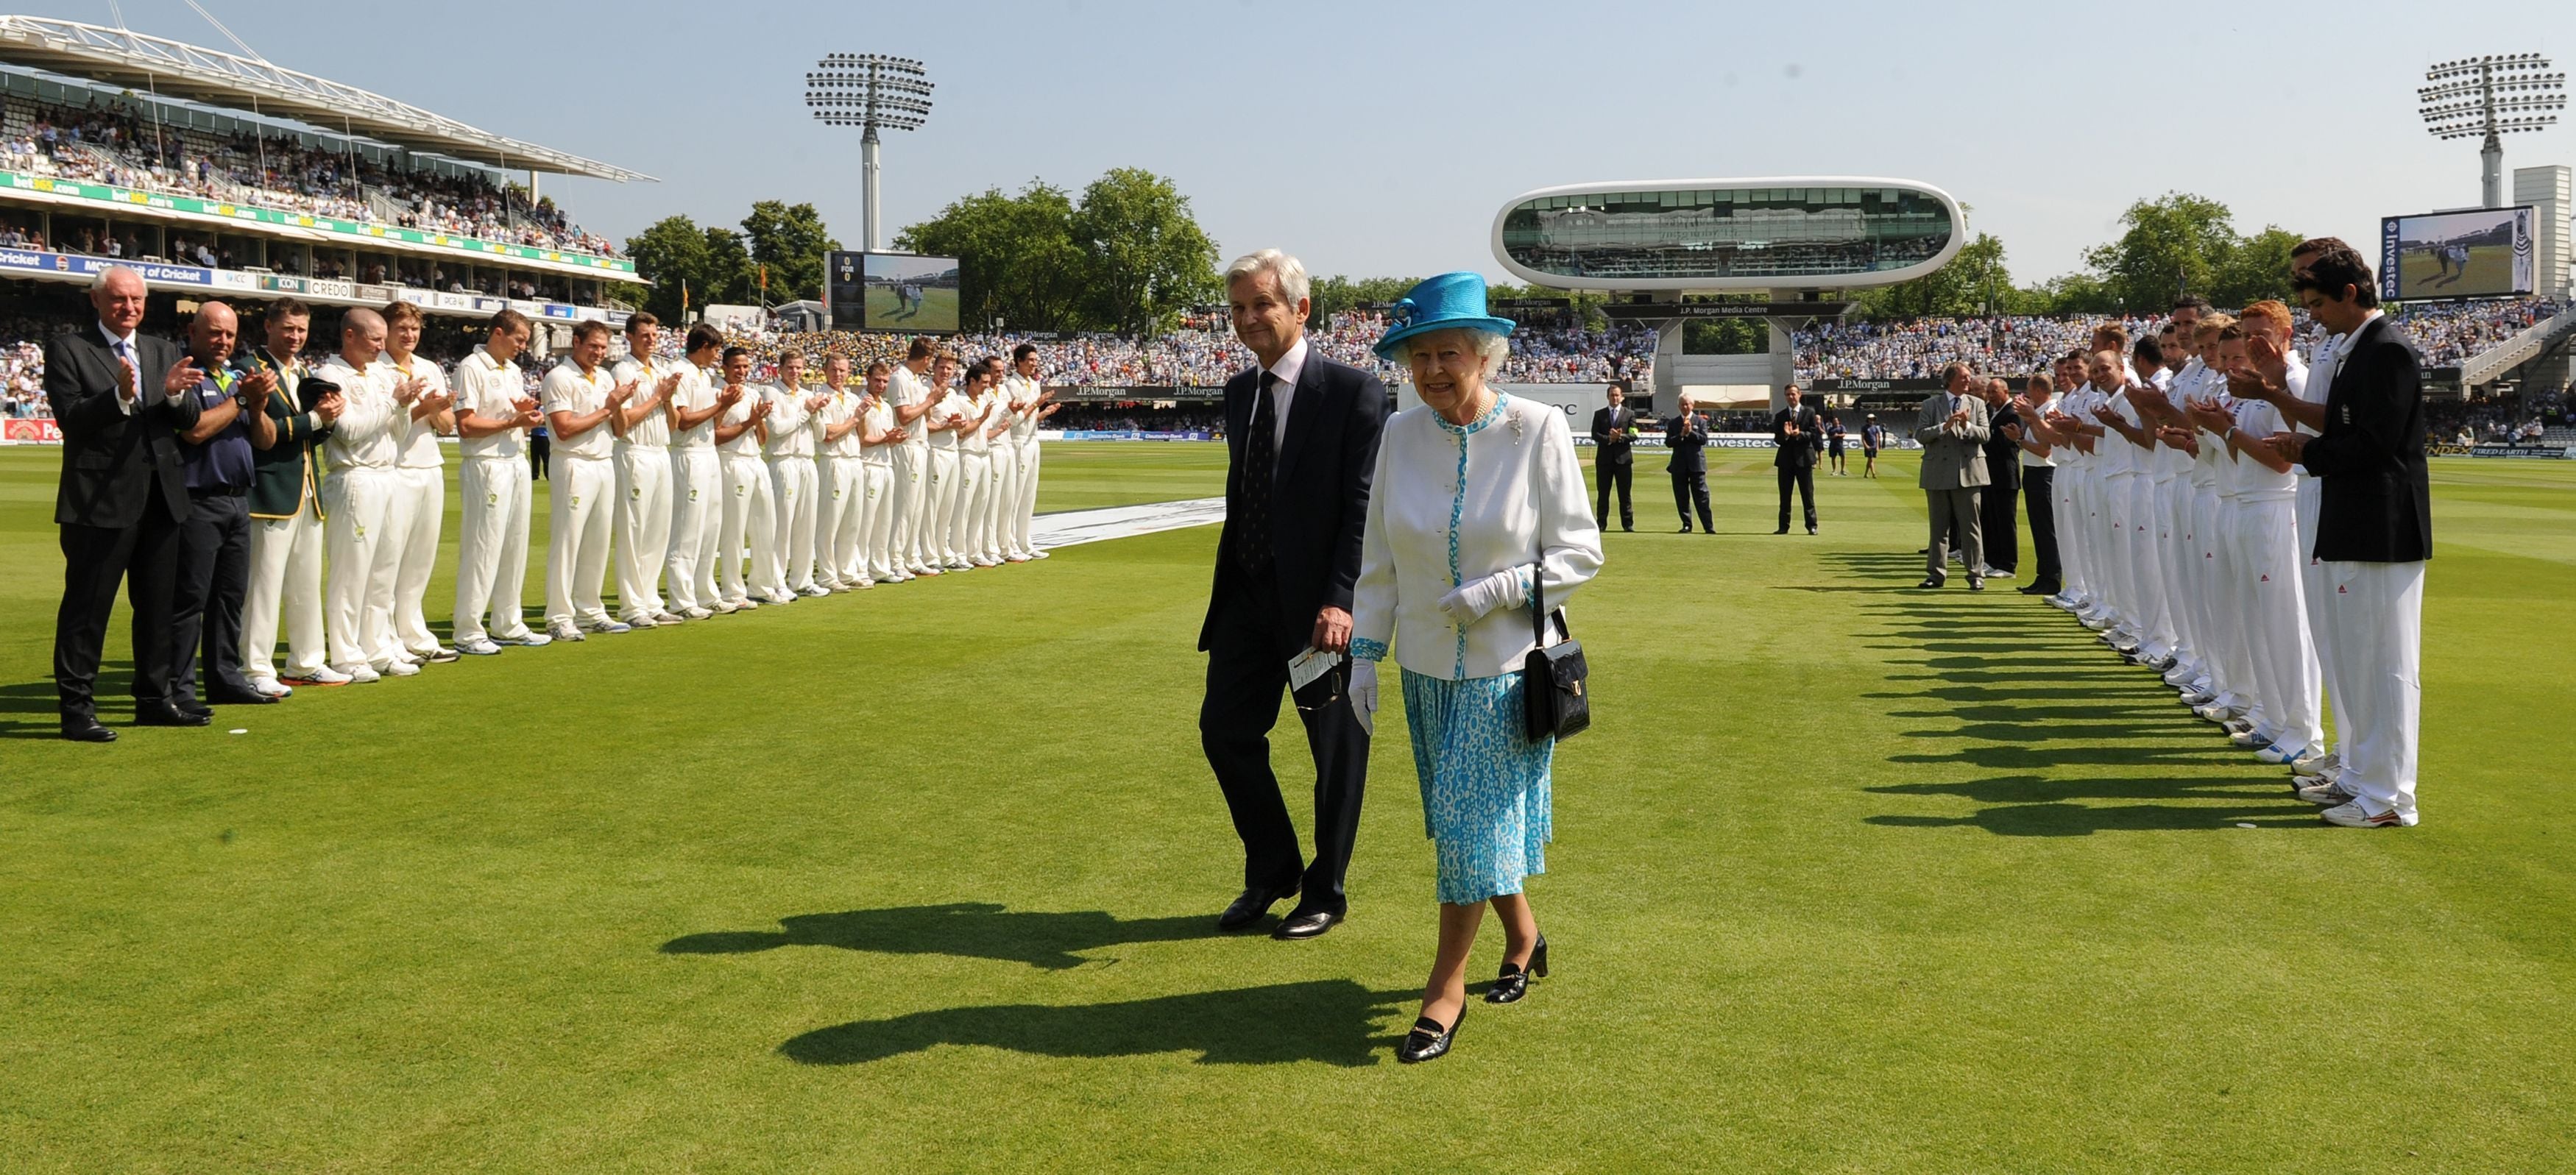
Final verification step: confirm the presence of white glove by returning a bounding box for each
[1348,659,1378,736]
[1436,567,1526,626]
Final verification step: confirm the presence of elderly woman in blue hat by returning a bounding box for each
[1349,271,1604,1064]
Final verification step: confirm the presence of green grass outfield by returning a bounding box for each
[1,441,2570,1171]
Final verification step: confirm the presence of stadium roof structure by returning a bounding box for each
[0,14,652,182]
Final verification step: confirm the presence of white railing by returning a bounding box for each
[2461,305,2576,388]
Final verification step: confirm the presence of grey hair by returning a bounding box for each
[90,265,141,292]
[1224,249,1310,306]
[1393,327,1510,381]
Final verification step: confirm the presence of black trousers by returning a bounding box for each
[529,433,550,480]
[55,511,184,719]
[172,489,253,700]
[1595,460,1632,529]
[2023,466,2061,589]
[1981,469,2020,574]
[1199,573,1369,914]
[1777,464,1816,530]
[1671,469,1712,530]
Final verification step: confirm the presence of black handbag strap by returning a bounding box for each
[1529,566,1568,648]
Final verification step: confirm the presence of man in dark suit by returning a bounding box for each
[45,266,209,741]
[1666,395,1713,533]
[1588,384,1635,531]
[1976,377,2023,579]
[1199,249,1389,940]
[2271,245,2430,829]
[1772,383,1821,533]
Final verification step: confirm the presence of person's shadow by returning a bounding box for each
[660,903,1222,970]
[779,979,1408,1067]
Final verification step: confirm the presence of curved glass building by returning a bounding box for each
[1492,178,1963,291]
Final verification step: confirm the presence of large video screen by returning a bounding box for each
[852,252,961,333]
[2379,207,2534,301]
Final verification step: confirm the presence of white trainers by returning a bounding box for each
[250,676,294,698]
[654,611,687,625]
[2320,801,2413,828]
[620,615,659,630]
[2254,743,2307,765]
[2296,779,2357,806]
[682,606,714,620]
[283,665,353,687]
[379,659,421,678]
[548,622,587,642]
[799,584,832,598]
[2228,729,2271,749]
[498,630,552,647]
[458,637,503,656]
[1030,549,1050,559]
[853,577,875,589]
[1005,553,1030,564]
[2292,751,2340,778]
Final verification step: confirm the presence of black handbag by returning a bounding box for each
[1520,572,1589,742]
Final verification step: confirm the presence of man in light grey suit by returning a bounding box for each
[1917,361,1992,589]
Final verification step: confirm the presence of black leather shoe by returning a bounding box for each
[1917,578,1944,589]
[133,703,210,728]
[1396,1007,1464,1064]
[1774,527,1790,535]
[206,689,278,706]
[1273,909,1342,940]
[1968,578,1986,592]
[1677,526,1692,533]
[177,700,215,719]
[1485,934,1549,1004]
[1216,883,1297,931]
[1807,525,1817,535]
[60,716,116,743]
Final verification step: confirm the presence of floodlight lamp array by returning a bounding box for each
[2416,52,2563,141]
[804,52,935,132]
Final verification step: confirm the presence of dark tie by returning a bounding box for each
[1236,371,1278,579]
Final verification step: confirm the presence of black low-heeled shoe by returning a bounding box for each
[1396,1006,1464,1065]
[1485,934,1550,1004]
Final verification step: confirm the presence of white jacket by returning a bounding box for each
[1352,394,1604,681]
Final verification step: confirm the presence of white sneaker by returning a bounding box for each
[283,665,353,687]
[1030,549,1049,559]
[853,577,875,589]
[2290,750,2336,778]
[250,676,294,698]
[708,599,740,614]
[1005,553,1030,564]
[620,615,659,630]
[2228,728,2270,749]
[682,606,714,620]
[2320,801,2413,828]
[380,659,420,677]
[337,663,381,684]
[548,622,587,642]
[498,630,551,647]
[458,637,503,656]
[2296,779,2357,806]
[970,557,997,568]
[654,612,687,625]
[2254,743,2307,765]
[799,584,832,598]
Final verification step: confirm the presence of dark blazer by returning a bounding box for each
[1197,351,1390,653]
[2301,314,2432,563]
[45,327,198,529]
[1981,402,2023,492]
[1665,413,1708,474]
[1772,405,1820,469]
[1590,405,1635,466]
[245,348,331,520]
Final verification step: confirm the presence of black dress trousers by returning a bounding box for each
[1197,567,1370,914]
[171,488,254,700]
[55,511,184,719]
[2023,466,2061,589]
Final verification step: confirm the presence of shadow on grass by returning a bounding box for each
[779,979,1409,1067]
[1867,804,2315,837]
[661,902,1223,970]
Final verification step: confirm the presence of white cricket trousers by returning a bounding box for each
[859,463,896,579]
[2204,492,2258,716]
[719,452,779,603]
[2126,474,2175,656]
[665,448,721,612]
[2056,466,2089,601]
[2295,483,2346,763]
[453,455,533,645]
[2098,472,2137,628]
[2233,494,2322,756]
[926,447,961,564]
[388,464,445,659]
[2154,476,2194,664]
[891,445,927,569]
[952,449,991,563]
[2187,485,2225,686]
[769,456,821,591]
[818,456,863,586]
[322,466,398,672]
[989,441,1023,558]
[1015,441,1043,555]
[615,446,673,621]
[242,504,325,681]
[546,453,615,628]
[2321,560,2424,821]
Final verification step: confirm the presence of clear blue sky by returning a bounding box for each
[20,0,2575,289]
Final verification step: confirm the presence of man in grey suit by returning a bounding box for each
[1916,361,1991,590]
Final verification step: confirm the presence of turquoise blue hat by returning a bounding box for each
[1373,271,1516,360]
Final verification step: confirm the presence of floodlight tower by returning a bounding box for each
[2419,53,2564,208]
[804,53,935,250]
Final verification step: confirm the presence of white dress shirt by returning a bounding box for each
[1257,336,1309,452]
[1352,394,1605,681]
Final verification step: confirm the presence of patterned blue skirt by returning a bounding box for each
[1401,669,1554,905]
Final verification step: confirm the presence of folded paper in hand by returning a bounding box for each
[1287,647,1342,694]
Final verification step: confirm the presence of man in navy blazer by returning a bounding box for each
[46,266,210,741]
[2269,245,2431,828]
[1198,249,1389,940]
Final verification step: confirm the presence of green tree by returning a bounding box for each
[2081,193,2238,312]
[1307,275,1422,320]
[2210,225,2302,310]
[1854,231,2015,318]
[698,225,755,306]
[1072,168,1221,335]
[739,201,841,307]
[623,214,713,323]
[897,182,1087,331]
